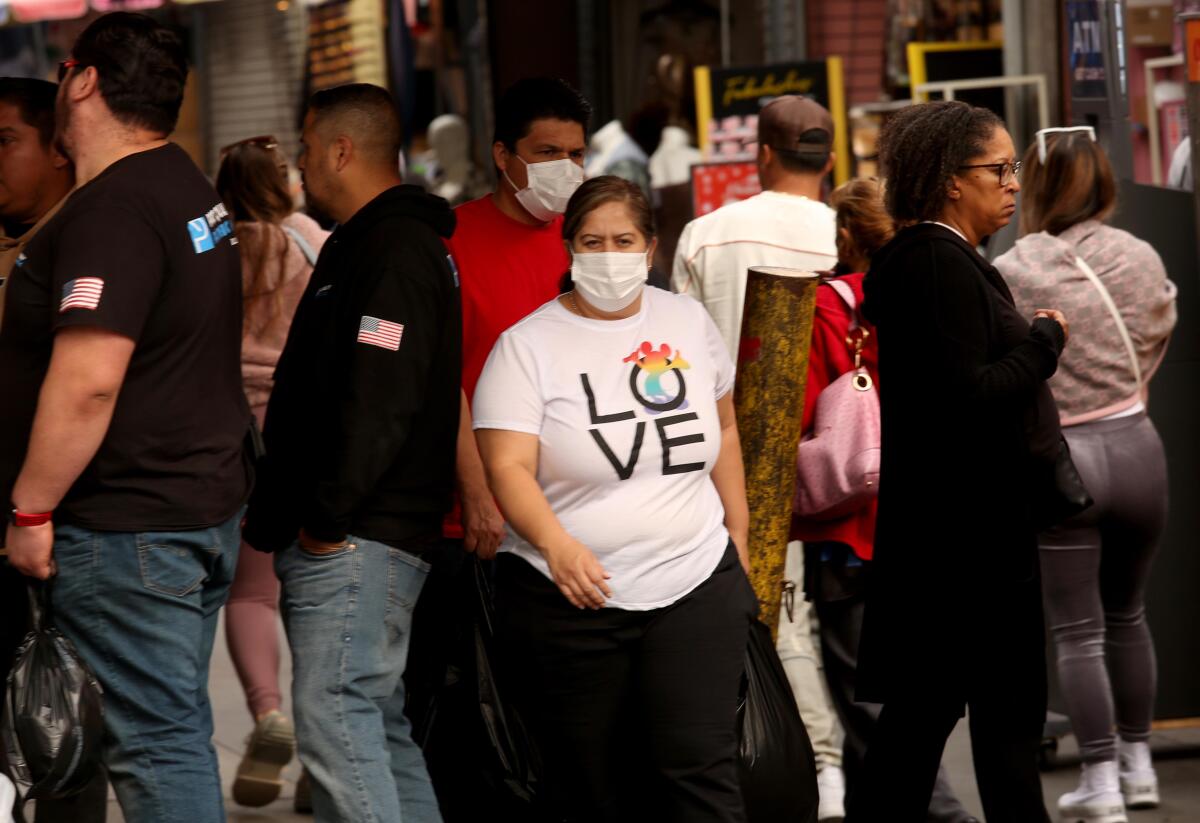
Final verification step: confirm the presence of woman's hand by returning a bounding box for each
[544,538,612,610]
[1034,308,1070,344]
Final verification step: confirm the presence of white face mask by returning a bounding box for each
[504,156,584,222]
[571,251,649,312]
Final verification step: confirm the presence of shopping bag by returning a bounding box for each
[737,619,818,822]
[407,549,545,822]
[1,583,104,804]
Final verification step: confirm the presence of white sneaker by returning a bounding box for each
[1057,760,1127,823]
[816,765,846,822]
[1117,738,1160,809]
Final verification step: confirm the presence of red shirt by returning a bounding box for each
[447,195,569,401]
[444,194,569,537]
[790,273,880,560]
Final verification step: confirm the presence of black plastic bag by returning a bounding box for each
[407,549,545,822]
[737,618,818,823]
[1,583,104,805]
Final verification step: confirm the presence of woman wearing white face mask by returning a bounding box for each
[473,176,756,822]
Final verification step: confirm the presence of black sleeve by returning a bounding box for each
[49,207,164,340]
[910,241,1062,407]
[302,233,451,542]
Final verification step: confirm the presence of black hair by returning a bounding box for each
[877,100,1004,223]
[308,83,403,166]
[70,12,188,136]
[0,78,58,147]
[493,77,591,151]
[773,128,831,175]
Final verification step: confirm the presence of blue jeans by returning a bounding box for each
[276,535,441,823]
[51,512,242,823]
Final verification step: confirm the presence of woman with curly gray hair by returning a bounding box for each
[848,101,1068,823]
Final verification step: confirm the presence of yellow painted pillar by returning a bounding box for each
[733,267,819,635]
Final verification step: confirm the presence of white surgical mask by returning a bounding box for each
[504,156,584,222]
[571,251,649,312]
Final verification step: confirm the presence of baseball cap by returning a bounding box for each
[757,95,833,155]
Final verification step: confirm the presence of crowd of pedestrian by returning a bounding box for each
[0,10,1179,823]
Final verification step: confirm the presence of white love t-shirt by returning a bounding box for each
[473,287,735,610]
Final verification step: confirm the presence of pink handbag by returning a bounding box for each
[793,279,881,520]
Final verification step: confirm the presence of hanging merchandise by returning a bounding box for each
[11,0,86,21]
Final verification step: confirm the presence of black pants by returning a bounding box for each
[815,591,973,823]
[845,587,1050,823]
[496,543,755,823]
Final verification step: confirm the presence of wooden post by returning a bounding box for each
[734,266,819,635]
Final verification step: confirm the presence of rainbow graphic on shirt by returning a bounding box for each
[624,341,691,413]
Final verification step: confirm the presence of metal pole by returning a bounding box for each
[1180,12,1200,260]
[734,267,819,634]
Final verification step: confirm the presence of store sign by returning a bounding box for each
[1066,0,1108,99]
[689,161,761,218]
[11,0,87,20]
[696,62,831,162]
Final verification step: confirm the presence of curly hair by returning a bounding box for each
[878,101,1004,224]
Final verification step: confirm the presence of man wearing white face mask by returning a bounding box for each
[439,78,591,562]
[410,80,592,812]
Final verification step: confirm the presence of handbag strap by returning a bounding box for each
[282,224,319,268]
[825,278,859,331]
[824,277,870,370]
[1073,255,1142,390]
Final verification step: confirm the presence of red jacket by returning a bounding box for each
[790,272,880,560]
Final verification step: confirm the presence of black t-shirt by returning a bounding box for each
[0,143,251,531]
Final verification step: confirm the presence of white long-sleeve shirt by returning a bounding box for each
[671,190,837,358]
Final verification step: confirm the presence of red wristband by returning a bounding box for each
[9,509,52,527]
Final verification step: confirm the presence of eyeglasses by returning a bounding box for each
[219,135,280,157]
[1034,126,1096,162]
[958,159,1022,187]
[57,58,81,83]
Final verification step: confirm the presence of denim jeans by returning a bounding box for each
[51,511,242,823]
[275,535,441,823]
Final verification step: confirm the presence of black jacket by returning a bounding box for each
[855,223,1065,707]
[243,185,461,552]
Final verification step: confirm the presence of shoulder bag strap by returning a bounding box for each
[1074,255,1142,390]
[282,224,319,268]
[825,278,859,332]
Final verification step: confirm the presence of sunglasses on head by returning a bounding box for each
[57,58,81,83]
[1035,126,1096,163]
[220,135,280,157]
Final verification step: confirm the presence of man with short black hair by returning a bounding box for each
[446,76,591,559]
[243,83,460,823]
[0,13,251,821]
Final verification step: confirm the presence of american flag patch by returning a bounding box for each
[357,315,404,351]
[60,277,104,312]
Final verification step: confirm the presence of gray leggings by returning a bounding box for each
[1039,412,1167,763]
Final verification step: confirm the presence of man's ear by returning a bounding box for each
[823,152,836,177]
[68,66,100,103]
[947,177,962,200]
[332,135,353,172]
[50,146,71,170]
[493,141,509,176]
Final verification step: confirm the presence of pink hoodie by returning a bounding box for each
[240,212,329,414]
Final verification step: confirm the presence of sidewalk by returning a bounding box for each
[91,614,1200,822]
